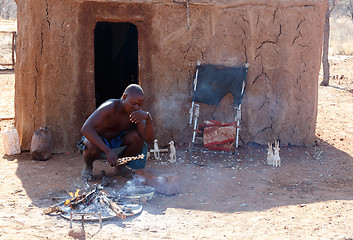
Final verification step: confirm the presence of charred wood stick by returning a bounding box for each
[65,194,88,208]
[43,196,74,214]
[43,206,65,215]
[70,187,99,209]
[44,186,100,214]
[43,195,84,214]
[68,195,87,209]
[80,188,98,205]
[101,195,126,220]
[43,202,66,215]
[43,197,70,215]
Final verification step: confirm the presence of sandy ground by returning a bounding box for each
[0,20,16,70]
[1,48,353,239]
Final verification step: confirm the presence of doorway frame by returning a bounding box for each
[76,2,152,117]
[94,21,139,107]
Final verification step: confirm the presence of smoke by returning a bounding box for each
[120,175,145,194]
[119,175,155,195]
[154,93,190,128]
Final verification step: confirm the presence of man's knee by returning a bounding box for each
[83,139,101,157]
[124,131,144,148]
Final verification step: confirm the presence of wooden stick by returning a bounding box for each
[43,186,99,214]
[43,200,67,214]
[70,187,99,209]
[101,195,126,220]
[43,206,64,215]
[117,154,145,165]
[149,149,169,153]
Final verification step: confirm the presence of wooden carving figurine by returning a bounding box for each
[273,140,281,167]
[169,141,176,163]
[267,142,273,166]
[153,139,160,160]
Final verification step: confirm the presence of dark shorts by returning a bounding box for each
[77,133,148,169]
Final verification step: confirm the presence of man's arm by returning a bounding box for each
[129,110,155,143]
[81,101,118,166]
[139,112,155,143]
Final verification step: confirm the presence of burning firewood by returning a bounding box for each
[100,194,126,220]
[68,185,100,209]
[43,185,100,214]
[43,204,65,215]
[44,181,144,221]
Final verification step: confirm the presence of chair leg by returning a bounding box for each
[187,143,193,162]
[233,147,238,166]
[235,104,242,148]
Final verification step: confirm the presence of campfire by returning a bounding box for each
[43,154,153,222]
[43,156,181,229]
[43,177,154,222]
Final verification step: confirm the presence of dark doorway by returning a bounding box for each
[94,22,138,107]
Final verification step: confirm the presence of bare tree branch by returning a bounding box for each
[348,0,353,20]
[321,0,332,86]
[329,0,336,13]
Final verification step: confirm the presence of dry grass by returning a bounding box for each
[330,17,353,55]
[0,32,13,65]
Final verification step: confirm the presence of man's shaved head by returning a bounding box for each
[123,84,144,97]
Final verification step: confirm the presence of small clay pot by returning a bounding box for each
[30,127,53,161]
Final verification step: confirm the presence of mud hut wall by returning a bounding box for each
[15,0,84,152]
[14,0,326,153]
[146,2,327,146]
[14,0,153,152]
[240,3,327,146]
[148,4,248,145]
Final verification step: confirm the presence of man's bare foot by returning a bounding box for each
[81,167,95,182]
[115,165,134,179]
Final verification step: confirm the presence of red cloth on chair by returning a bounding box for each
[202,120,236,151]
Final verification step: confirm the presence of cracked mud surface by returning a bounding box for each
[0,56,353,239]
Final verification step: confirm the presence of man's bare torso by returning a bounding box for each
[94,100,134,140]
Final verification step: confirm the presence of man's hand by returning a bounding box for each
[105,148,118,167]
[130,109,155,143]
[129,109,149,124]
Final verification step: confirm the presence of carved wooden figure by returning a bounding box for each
[153,139,160,160]
[267,142,274,166]
[273,140,281,167]
[169,140,176,163]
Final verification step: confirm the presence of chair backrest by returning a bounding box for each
[193,64,248,106]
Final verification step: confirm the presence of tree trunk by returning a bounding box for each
[320,3,330,86]
[349,0,353,21]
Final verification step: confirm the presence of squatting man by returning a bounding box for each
[77,84,155,181]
